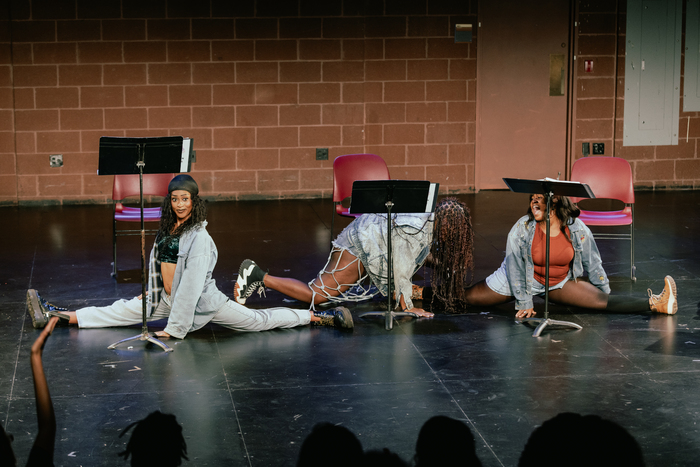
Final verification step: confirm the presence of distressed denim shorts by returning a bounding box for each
[486,258,569,297]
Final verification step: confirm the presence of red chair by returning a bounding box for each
[112,173,173,277]
[570,156,635,281]
[331,154,390,242]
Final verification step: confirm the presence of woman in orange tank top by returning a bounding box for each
[419,194,678,319]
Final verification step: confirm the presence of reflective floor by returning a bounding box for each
[2,190,699,466]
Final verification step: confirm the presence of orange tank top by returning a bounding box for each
[532,225,573,286]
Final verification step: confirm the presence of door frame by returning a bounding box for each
[474,0,577,191]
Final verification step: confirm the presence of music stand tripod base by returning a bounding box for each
[107,330,173,352]
[519,317,583,338]
[359,310,419,330]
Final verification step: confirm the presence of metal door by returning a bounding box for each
[476,0,572,190]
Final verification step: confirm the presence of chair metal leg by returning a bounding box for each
[112,216,117,278]
[330,204,336,248]
[630,208,636,282]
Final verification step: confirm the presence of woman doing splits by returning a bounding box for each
[234,197,475,317]
[420,194,677,318]
[26,174,353,336]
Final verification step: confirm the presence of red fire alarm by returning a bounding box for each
[584,60,593,73]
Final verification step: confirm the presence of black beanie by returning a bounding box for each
[168,174,199,196]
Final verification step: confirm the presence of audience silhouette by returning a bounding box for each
[0,317,59,467]
[119,411,188,466]
[0,421,17,466]
[5,368,647,467]
[518,412,645,467]
[296,422,363,467]
[362,448,408,466]
[414,415,482,467]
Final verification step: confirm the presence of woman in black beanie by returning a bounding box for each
[27,174,353,337]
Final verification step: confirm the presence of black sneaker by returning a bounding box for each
[36,290,68,312]
[26,289,48,329]
[313,306,354,331]
[236,259,267,305]
[26,289,70,329]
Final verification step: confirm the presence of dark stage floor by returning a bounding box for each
[2,190,700,466]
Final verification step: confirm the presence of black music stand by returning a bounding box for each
[503,178,594,337]
[98,136,192,353]
[353,180,440,330]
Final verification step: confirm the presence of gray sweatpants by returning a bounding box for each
[75,294,311,332]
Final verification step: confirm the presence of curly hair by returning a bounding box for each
[429,197,475,313]
[157,192,207,239]
[526,194,580,232]
[118,411,188,466]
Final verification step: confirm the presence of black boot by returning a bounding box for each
[313,306,354,330]
[26,289,70,329]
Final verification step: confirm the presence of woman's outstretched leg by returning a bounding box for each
[235,249,365,306]
[463,280,514,306]
[548,276,677,314]
[420,280,513,309]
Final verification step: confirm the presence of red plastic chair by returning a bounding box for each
[570,156,635,281]
[331,154,390,242]
[112,173,173,277]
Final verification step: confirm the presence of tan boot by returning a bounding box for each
[648,276,678,314]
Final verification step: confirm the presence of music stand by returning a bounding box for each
[503,178,594,337]
[98,136,192,352]
[353,180,440,330]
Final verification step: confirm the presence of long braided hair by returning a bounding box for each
[430,197,474,313]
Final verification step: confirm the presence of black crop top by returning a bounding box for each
[157,234,180,264]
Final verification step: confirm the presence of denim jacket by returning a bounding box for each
[147,221,229,339]
[343,213,434,311]
[505,215,610,310]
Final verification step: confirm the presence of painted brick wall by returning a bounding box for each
[0,0,477,204]
[574,0,700,190]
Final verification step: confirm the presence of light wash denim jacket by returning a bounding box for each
[147,221,229,339]
[505,215,610,310]
[342,213,434,311]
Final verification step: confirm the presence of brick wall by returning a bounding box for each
[3,0,693,205]
[0,0,477,204]
[574,0,700,190]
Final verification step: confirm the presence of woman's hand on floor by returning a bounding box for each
[515,308,536,319]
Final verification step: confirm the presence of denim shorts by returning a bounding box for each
[485,258,569,297]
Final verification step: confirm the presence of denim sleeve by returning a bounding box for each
[392,235,420,311]
[505,220,533,310]
[164,235,211,339]
[578,222,611,294]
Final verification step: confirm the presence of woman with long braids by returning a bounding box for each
[418,194,678,318]
[26,174,354,336]
[234,197,474,317]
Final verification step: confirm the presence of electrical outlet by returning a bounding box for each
[592,143,605,155]
[582,142,590,156]
[316,148,328,161]
[49,154,63,167]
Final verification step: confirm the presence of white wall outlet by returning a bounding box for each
[50,154,63,167]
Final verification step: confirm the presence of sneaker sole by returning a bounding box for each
[336,306,354,330]
[665,275,678,314]
[236,260,260,305]
[26,289,47,329]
